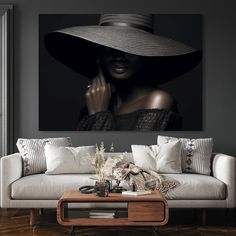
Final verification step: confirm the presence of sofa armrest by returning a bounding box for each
[212,153,236,208]
[1,153,22,207]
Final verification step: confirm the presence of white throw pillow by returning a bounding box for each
[157,135,213,175]
[44,144,96,174]
[131,141,182,174]
[16,137,72,176]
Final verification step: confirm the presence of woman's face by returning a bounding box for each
[100,47,143,80]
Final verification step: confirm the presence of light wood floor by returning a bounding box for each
[0,208,236,236]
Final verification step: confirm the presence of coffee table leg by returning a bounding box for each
[68,226,75,236]
[152,226,159,236]
[67,227,159,235]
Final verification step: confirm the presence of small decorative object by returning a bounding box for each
[79,185,95,194]
[94,180,110,197]
[110,172,127,193]
[111,179,125,193]
[122,190,152,196]
[131,182,137,192]
[89,142,124,197]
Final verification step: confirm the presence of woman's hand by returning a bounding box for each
[86,68,111,115]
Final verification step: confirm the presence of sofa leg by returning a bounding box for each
[1,208,8,217]
[225,208,234,226]
[193,209,199,225]
[30,208,38,226]
[201,208,207,225]
[39,208,44,216]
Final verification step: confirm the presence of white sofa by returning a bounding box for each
[1,152,235,224]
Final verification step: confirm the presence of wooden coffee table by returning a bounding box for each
[57,191,168,235]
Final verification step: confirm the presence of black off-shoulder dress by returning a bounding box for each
[77,109,182,131]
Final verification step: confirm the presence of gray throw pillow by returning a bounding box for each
[157,136,213,175]
[16,137,72,176]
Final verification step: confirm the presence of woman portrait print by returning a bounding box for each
[40,14,202,131]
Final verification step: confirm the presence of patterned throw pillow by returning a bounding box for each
[16,137,72,176]
[157,136,213,175]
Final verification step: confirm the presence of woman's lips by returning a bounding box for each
[111,63,128,74]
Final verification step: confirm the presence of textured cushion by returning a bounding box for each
[45,144,96,174]
[11,174,96,199]
[163,174,226,200]
[16,137,72,176]
[158,136,213,175]
[131,141,182,173]
[11,173,225,200]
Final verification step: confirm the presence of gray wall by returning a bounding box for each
[1,0,236,155]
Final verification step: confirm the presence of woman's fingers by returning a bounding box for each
[89,77,96,93]
[97,67,107,95]
[98,67,111,97]
[98,67,106,87]
[85,68,111,115]
[96,75,102,90]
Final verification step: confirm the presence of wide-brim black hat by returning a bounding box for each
[45,14,201,84]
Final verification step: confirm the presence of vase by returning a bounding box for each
[94,180,110,197]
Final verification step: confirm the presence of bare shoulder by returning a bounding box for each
[144,89,173,110]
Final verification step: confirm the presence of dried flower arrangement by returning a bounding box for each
[89,142,124,183]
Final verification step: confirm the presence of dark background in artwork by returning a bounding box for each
[39,14,202,131]
[2,0,235,156]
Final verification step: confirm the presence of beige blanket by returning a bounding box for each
[114,162,179,194]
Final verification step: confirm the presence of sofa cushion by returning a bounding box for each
[131,141,182,174]
[16,137,72,176]
[11,173,225,200]
[157,136,213,175]
[11,174,96,200]
[44,144,96,174]
[163,174,226,200]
